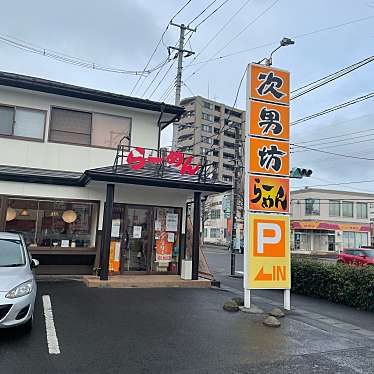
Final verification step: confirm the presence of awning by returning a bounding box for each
[0,164,231,193]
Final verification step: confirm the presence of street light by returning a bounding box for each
[258,37,295,66]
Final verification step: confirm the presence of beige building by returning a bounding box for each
[291,188,372,253]
[174,96,245,184]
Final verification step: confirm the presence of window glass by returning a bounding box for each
[342,201,353,217]
[210,228,220,238]
[356,202,368,219]
[305,199,320,215]
[0,106,14,135]
[5,198,97,248]
[0,239,25,267]
[210,209,221,219]
[14,108,45,139]
[329,200,340,216]
[91,113,131,149]
[50,108,91,145]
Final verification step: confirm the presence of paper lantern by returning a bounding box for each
[62,210,77,223]
[20,209,29,217]
[6,207,16,222]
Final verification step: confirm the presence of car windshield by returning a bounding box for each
[361,250,374,258]
[0,239,25,267]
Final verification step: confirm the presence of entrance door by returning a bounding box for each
[123,206,153,272]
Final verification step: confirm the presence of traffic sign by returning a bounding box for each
[247,214,290,289]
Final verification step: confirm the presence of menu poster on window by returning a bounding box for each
[166,213,178,232]
[109,240,120,272]
[167,232,175,243]
[154,220,161,231]
[111,219,121,238]
[133,225,142,238]
[156,231,173,262]
[61,240,70,248]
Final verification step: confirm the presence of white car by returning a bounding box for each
[0,232,38,331]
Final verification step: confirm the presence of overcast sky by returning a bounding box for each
[0,0,373,192]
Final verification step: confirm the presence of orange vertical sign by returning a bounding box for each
[249,175,289,213]
[249,100,289,140]
[249,64,290,105]
[249,137,289,176]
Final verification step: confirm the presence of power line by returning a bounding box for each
[290,56,374,100]
[0,33,169,76]
[188,0,220,26]
[292,134,374,152]
[292,179,374,188]
[290,92,374,126]
[183,14,374,73]
[185,0,253,70]
[183,0,280,82]
[130,0,194,95]
[149,60,177,99]
[291,143,374,161]
[194,0,231,28]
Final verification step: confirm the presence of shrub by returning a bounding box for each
[291,258,374,312]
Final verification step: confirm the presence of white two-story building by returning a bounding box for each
[291,188,372,253]
[0,71,230,278]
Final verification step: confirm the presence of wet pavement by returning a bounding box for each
[0,280,373,373]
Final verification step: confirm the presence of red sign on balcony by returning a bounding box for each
[127,147,201,176]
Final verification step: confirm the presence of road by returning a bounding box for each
[0,247,373,373]
[203,244,374,332]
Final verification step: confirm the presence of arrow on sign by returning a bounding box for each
[254,266,272,281]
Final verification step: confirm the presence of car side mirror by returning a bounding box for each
[31,258,39,269]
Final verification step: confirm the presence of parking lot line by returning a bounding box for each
[42,295,60,355]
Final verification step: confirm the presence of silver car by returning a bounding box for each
[0,232,38,331]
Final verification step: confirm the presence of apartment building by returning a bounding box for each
[174,96,245,184]
[291,188,373,253]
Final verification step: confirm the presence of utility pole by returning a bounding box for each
[230,122,241,276]
[169,22,195,149]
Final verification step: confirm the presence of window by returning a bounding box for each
[210,209,221,219]
[50,108,131,148]
[212,150,219,157]
[204,228,208,238]
[178,134,193,142]
[223,141,234,149]
[342,201,353,217]
[305,199,320,215]
[213,139,220,145]
[223,175,233,182]
[201,136,212,144]
[329,200,340,217]
[356,202,368,219]
[214,105,221,112]
[201,113,213,121]
[203,101,212,110]
[223,163,234,171]
[5,198,98,248]
[201,124,212,133]
[210,228,220,238]
[0,105,45,140]
[214,127,220,134]
[224,130,235,139]
[201,147,210,155]
[178,123,194,131]
[343,231,368,248]
[223,152,234,160]
[214,116,221,123]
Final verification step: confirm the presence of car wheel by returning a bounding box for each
[23,314,33,333]
[337,260,344,264]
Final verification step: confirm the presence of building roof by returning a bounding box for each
[180,95,245,113]
[0,71,184,117]
[291,188,374,198]
[0,164,231,193]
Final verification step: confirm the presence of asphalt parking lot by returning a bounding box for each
[1,280,374,374]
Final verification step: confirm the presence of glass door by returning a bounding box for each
[123,206,153,272]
